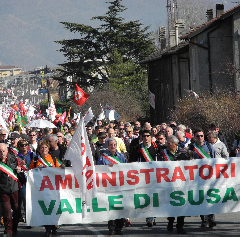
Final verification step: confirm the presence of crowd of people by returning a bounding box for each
[0,118,237,236]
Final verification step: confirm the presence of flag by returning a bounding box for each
[65,107,71,123]
[93,105,105,129]
[8,110,13,123]
[73,113,81,124]
[84,108,94,125]
[59,111,66,125]
[38,106,43,119]
[19,101,27,116]
[184,89,200,100]
[106,104,120,121]
[64,117,97,218]
[57,108,62,115]
[74,84,90,106]
[48,96,56,121]
[12,103,18,112]
[16,116,28,127]
[0,114,8,131]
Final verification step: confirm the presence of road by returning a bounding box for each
[1,212,240,236]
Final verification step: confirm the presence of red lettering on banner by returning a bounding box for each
[86,170,93,181]
[126,170,140,185]
[231,163,235,177]
[74,176,79,189]
[140,168,154,184]
[55,174,72,190]
[156,168,170,183]
[184,165,198,180]
[119,171,124,186]
[39,176,54,191]
[215,164,229,179]
[83,157,92,170]
[87,179,93,190]
[81,142,85,156]
[96,173,99,187]
[102,172,116,187]
[171,167,186,182]
[199,164,213,180]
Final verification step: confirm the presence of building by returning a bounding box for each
[141,4,240,124]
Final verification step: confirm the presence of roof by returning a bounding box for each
[0,66,21,70]
[140,41,189,64]
[181,4,240,39]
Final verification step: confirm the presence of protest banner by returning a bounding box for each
[26,158,240,226]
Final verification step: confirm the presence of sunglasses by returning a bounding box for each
[0,134,6,136]
[29,134,36,136]
[20,144,28,147]
[143,135,151,137]
[196,135,204,138]
[57,136,63,138]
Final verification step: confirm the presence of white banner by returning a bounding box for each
[26,158,240,226]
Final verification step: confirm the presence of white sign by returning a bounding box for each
[27,158,240,226]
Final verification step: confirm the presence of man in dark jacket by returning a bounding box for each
[0,143,25,236]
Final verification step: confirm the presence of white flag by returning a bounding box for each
[84,107,94,125]
[106,104,120,120]
[93,105,105,129]
[64,117,97,218]
[0,114,8,132]
[184,89,200,100]
[48,96,56,121]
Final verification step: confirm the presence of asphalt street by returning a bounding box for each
[1,212,240,236]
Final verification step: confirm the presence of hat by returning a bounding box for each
[126,127,133,132]
[55,114,60,118]
[98,132,107,138]
[9,132,21,139]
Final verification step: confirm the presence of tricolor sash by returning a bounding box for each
[140,144,154,162]
[194,143,210,159]
[102,153,123,164]
[37,156,53,167]
[162,149,174,161]
[0,161,18,182]
[9,147,19,156]
[16,156,29,171]
[56,157,65,167]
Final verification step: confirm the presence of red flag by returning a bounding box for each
[8,110,13,123]
[38,106,43,119]
[74,84,90,106]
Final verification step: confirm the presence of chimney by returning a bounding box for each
[206,9,213,22]
[216,4,224,17]
[159,26,166,51]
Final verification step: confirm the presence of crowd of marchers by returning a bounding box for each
[0,119,239,236]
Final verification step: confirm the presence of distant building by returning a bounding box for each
[0,65,22,77]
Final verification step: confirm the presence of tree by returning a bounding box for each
[55,0,154,92]
[177,0,213,31]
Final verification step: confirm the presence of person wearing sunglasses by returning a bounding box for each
[189,128,216,160]
[0,129,8,144]
[188,128,216,229]
[130,129,162,227]
[16,139,37,224]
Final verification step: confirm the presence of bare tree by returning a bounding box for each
[177,0,213,31]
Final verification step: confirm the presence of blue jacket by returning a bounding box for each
[97,150,127,165]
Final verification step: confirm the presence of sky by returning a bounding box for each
[0,0,237,70]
